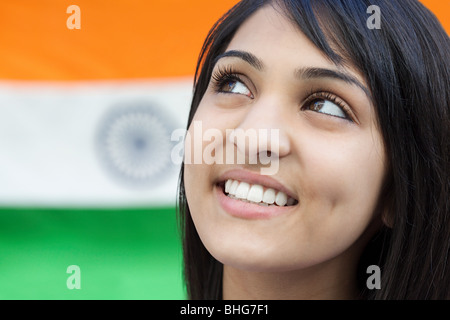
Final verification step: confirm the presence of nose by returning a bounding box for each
[227,96,291,164]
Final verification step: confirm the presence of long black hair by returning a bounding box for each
[177,0,450,299]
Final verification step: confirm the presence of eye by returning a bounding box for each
[310,100,347,118]
[303,92,352,122]
[219,79,252,97]
[211,65,254,98]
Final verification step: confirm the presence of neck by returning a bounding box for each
[222,253,361,300]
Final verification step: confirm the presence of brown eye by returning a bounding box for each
[306,99,347,119]
[219,79,252,97]
[302,91,354,122]
[220,80,238,92]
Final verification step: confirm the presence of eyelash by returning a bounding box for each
[210,67,353,122]
[302,91,353,122]
[211,65,248,94]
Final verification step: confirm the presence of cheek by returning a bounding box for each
[183,128,214,209]
[297,130,386,221]
[285,132,386,267]
[183,101,229,229]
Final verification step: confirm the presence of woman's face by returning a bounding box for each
[184,6,387,273]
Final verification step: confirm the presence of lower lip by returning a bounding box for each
[215,184,295,219]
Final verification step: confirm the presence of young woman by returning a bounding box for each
[178,0,449,299]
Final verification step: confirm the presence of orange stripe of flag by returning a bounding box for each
[420,0,450,34]
[0,0,240,80]
[0,0,447,81]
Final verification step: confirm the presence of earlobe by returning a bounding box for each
[381,210,394,228]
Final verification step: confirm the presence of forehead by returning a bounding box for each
[223,5,367,86]
[225,6,332,68]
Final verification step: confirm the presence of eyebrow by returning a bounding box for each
[214,50,372,100]
[295,67,371,98]
[213,50,264,71]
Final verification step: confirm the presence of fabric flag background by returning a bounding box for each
[0,0,240,299]
[0,1,448,299]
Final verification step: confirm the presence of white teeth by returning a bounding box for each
[275,191,287,206]
[229,180,239,195]
[235,182,250,200]
[225,179,232,193]
[223,179,297,207]
[247,184,264,203]
[262,188,276,204]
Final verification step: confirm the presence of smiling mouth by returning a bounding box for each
[218,179,299,207]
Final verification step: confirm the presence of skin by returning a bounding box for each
[184,5,387,299]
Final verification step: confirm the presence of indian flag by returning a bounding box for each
[0,0,239,299]
[0,0,447,300]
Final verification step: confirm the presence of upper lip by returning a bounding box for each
[216,168,298,201]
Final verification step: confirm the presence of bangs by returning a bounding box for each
[273,0,377,72]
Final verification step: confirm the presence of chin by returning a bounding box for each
[203,235,312,273]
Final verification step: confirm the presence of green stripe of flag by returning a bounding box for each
[0,207,185,299]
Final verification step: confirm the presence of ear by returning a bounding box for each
[381,209,394,228]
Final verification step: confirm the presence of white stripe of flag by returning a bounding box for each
[0,79,192,207]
